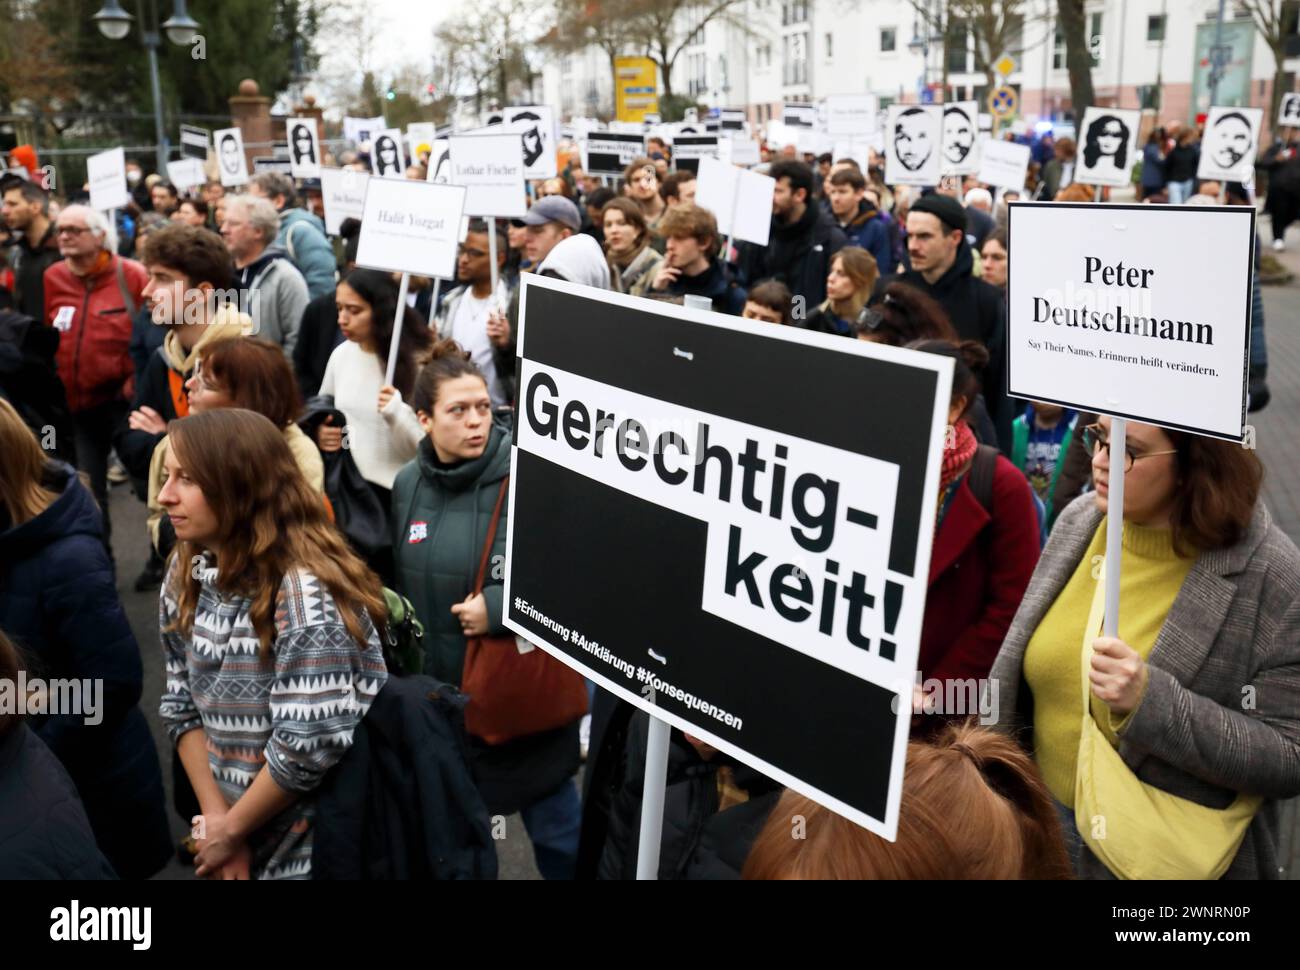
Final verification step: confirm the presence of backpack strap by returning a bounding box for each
[968,444,999,515]
[113,257,138,318]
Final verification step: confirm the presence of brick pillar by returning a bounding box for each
[229,78,272,171]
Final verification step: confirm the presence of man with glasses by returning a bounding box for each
[437,219,513,407]
[42,204,149,560]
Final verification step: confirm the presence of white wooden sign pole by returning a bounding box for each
[488,217,501,301]
[635,714,671,879]
[1102,417,1126,638]
[385,272,411,386]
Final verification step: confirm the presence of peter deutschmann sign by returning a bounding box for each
[1006,201,1254,441]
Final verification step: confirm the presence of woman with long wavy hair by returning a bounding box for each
[158,408,388,880]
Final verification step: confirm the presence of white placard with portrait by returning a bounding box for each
[885,105,943,186]
[1075,107,1141,188]
[940,101,980,176]
[1197,106,1263,183]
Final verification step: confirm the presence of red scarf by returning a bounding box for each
[940,420,978,493]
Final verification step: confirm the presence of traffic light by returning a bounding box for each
[386,86,396,102]
[426,83,436,96]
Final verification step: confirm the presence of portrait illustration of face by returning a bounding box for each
[895,109,935,172]
[292,125,316,164]
[513,111,545,167]
[1212,114,1253,170]
[376,136,399,173]
[943,108,974,165]
[220,135,241,174]
[1082,113,1131,171]
[1286,97,1300,120]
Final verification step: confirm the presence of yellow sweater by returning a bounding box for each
[1023,519,1194,805]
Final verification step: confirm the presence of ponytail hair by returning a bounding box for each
[907,338,989,420]
[411,338,487,414]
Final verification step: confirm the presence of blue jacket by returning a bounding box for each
[0,462,171,879]
[836,200,894,275]
[0,723,117,879]
[278,208,337,300]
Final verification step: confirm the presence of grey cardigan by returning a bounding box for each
[988,493,1300,879]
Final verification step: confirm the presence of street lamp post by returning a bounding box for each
[93,0,201,175]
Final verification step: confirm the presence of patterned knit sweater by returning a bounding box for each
[159,558,387,879]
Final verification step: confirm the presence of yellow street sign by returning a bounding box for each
[994,54,1016,78]
[988,85,1018,118]
[615,56,659,123]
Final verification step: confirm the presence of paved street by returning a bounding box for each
[107,220,1300,879]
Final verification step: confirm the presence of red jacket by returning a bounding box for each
[43,254,148,413]
[919,454,1040,686]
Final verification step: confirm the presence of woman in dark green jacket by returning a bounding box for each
[391,339,582,879]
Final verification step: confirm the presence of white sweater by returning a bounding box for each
[318,340,423,489]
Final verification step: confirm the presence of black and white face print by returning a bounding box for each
[486,105,557,179]
[1076,106,1140,187]
[941,101,979,176]
[214,127,248,187]
[372,127,407,179]
[1279,93,1300,128]
[287,119,320,179]
[886,104,943,185]
[1197,105,1263,183]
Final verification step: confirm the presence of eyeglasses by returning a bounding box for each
[56,225,91,237]
[1081,423,1177,473]
[457,245,488,259]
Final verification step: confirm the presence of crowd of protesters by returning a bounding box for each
[0,109,1296,883]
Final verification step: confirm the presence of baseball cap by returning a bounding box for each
[512,195,581,231]
[909,193,967,235]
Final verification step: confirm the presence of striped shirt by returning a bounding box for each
[159,559,387,879]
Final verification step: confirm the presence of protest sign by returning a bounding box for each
[355,177,465,279]
[449,133,527,219]
[406,122,436,160]
[783,103,818,128]
[719,109,746,131]
[885,105,942,186]
[696,156,774,246]
[87,147,128,211]
[486,105,558,180]
[1197,106,1263,183]
[320,167,368,236]
[372,128,406,179]
[214,127,249,187]
[977,138,1030,191]
[1075,106,1141,188]
[826,94,877,137]
[585,131,647,177]
[504,276,953,838]
[166,158,206,191]
[729,136,761,167]
[343,115,385,147]
[179,124,209,161]
[1281,93,1300,127]
[672,135,721,174]
[427,139,452,184]
[286,118,321,179]
[941,101,980,176]
[1006,202,1253,440]
[252,157,292,174]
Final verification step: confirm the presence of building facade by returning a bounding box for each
[538,1,1297,136]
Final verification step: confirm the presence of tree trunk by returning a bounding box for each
[1270,54,1286,137]
[657,39,674,100]
[1057,0,1095,118]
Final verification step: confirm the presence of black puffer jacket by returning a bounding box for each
[0,723,117,879]
[734,202,847,307]
[581,701,781,880]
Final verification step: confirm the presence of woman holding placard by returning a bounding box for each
[315,269,430,578]
[989,419,1300,878]
[391,340,584,881]
[601,197,663,295]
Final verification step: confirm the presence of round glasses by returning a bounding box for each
[1081,423,1177,473]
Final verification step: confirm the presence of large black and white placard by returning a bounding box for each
[1007,202,1253,440]
[585,131,647,177]
[941,101,980,176]
[502,277,954,837]
[671,135,721,175]
[1280,93,1300,128]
